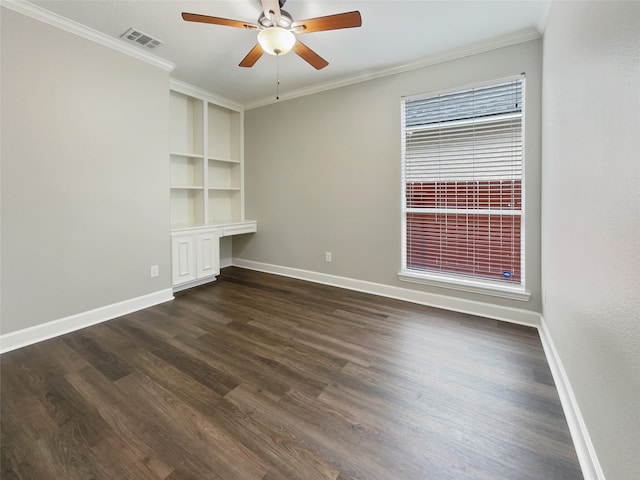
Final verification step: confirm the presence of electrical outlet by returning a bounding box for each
[150,265,159,278]
[325,252,332,263]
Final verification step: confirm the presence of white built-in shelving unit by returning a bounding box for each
[169,79,256,290]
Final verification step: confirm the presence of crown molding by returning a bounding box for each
[245,27,541,110]
[169,78,244,112]
[1,0,176,72]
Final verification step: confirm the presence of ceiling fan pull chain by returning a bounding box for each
[276,53,280,100]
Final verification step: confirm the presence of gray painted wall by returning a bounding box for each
[1,8,171,334]
[238,39,543,313]
[541,2,640,479]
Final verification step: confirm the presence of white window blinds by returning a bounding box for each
[401,77,524,284]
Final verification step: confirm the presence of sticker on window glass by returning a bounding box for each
[503,271,512,278]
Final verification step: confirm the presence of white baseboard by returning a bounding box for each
[539,319,605,480]
[231,259,541,328]
[173,276,217,293]
[0,288,174,354]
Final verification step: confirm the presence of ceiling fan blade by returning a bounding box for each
[293,40,329,70]
[182,12,258,29]
[261,0,281,23]
[292,11,362,34]
[239,44,264,68]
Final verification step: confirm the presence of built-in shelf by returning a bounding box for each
[208,157,240,164]
[169,79,256,290]
[171,152,204,159]
[170,86,249,226]
[169,84,248,227]
[170,92,203,158]
[170,188,204,228]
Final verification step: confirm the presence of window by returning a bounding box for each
[401,77,524,291]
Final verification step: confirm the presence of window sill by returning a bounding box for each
[398,270,531,302]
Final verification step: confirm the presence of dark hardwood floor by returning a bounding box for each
[1,267,583,479]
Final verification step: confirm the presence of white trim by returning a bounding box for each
[172,276,217,293]
[1,0,175,72]
[232,259,540,327]
[0,289,174,354]
[398,271,531,302]
[245,28,541,109]
[538,319,605,480]
[170,78,243,113]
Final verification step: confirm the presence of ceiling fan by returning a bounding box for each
[182,0,362,70]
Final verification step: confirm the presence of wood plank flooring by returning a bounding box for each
[1,267,583,479]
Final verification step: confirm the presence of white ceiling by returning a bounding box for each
[29,0,551,107]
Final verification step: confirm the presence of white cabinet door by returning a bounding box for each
[171,233,197,285]
[171,227,221,288]
[196,230,220,279]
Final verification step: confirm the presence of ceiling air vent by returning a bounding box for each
[120,28,163,50]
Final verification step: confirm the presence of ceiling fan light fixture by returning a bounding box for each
[258,27,295,55]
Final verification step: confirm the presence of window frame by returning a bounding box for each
[399,75,530,301]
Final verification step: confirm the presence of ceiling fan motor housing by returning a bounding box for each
[258,9,293,29]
